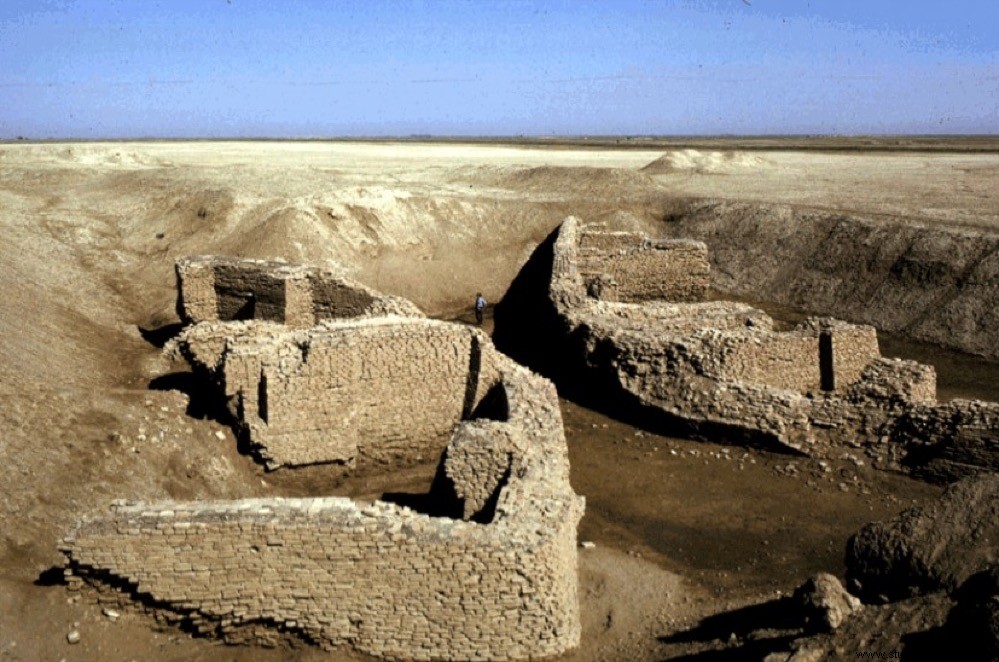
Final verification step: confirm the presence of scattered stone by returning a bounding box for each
[794,572,862,632]
[213,430,226,441]
[102,607,120,621]
[66,630,80,644]
[580,541,596,549]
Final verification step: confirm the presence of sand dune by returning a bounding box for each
[642,149,772,174]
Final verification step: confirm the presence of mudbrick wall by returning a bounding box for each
[576,229,709,302]
[222,319,494,469]
[547,216,997,482]
[176,256,421,327]
[171,317,502,470]
[171,258,474,470]
[61,257,585,661]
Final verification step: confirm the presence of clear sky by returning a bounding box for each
[1,0,996,138]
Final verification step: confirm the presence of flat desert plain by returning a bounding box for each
[0,140,996,660]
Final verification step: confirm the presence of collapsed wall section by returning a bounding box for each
[891,400,999,483]
[544,217,997,479]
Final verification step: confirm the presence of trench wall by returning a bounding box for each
[657,200,999,360]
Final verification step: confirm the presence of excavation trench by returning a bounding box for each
[653,198,999,360]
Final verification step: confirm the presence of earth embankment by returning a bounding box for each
[658,199,999,360]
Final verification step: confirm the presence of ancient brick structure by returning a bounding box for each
[575,230,709,302]
[547,216,997,479]
[60,257,584,660]
[172,318,498,470]
[175,255,421,327]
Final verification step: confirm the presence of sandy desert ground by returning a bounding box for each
[0,139,996,660]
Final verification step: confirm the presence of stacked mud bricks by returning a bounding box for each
[549,216,997,480]
[576,230,709,302]
[61,257,584,661]
[175,255,421,327]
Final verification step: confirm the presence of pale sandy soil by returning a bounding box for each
[0,141,995,661]
[644,148,999,230]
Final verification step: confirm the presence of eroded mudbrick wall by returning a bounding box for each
[711,321,880,394]
[63,257,584,660]
[891,401,999,483]
[62,494,580,660]
[172,318,499,470]
[576,229,709,302]
[716,331,823,392]
[224,320,491,469]
[546,216,998,480]
[63,352,584,660]
[826,322,881,390]
[176,256,417,328]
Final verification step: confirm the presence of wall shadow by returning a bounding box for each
[380,453,465,520]
[34,566,67,586]
[138,322,183,349]
[658,597,804,661]
[148,371,232,425]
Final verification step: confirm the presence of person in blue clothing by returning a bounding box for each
[474,292,486,325]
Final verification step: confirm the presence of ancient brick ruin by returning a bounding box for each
[546,216,997,482]
[60,257,584,661]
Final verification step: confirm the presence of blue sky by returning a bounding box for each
[0,0,996,137]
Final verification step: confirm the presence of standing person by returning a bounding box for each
[474,292,486,325]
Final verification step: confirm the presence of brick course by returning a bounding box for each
[547,216,998,478]
[62,257,584,660]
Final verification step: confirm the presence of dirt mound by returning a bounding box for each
[480,165,661,198]
[641,149,771,175]
[846,473,999,602]
[0,143,167,168]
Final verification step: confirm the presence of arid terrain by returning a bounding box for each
[0,139,996,660]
